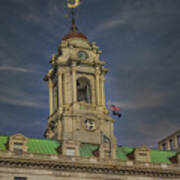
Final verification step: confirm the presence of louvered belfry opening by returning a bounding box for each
[77,77,91,104]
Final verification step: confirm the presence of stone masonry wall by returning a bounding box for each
[0,167,180,180]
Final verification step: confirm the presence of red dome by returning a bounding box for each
[62,32,88,41]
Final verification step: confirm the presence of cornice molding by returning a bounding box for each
[0,157,180,178]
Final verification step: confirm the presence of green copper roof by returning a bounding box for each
[80,143,99,157]
[150,149,177,164]
[116,146,134,160]
[0,136,8,151]
[0,136,178,164]
[0,136,60,155]
[27,138,60,154]
[116,146,177,164]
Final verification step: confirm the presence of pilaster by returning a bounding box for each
[173,136,178,150]
[72,61,77,104]
[167,140,170,150]
[54,86,58,111]
[48,79,54,115]
[100,74,105,106]
[96,66,100,105]
[57,119,62,140]
[58,71,63,113]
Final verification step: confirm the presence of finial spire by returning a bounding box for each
[67,0,82,32]
[70,9,78,32]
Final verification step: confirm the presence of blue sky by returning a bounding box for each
[0,0,180,148]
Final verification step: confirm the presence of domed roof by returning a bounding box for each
[62,32,88,41]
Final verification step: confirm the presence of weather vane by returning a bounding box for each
[67,0,82,32]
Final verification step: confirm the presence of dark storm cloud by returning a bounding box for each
[0,0,180,146]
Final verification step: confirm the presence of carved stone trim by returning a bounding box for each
[0,158,180,178]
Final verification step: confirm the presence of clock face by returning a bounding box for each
[78,51,88,60]
[84,119,96,131]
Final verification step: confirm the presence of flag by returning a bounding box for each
[67,0,81,8]
[111,104,122,118]
[112,111,122,118]
[111,104,120,111]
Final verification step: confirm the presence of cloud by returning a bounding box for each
[87,2,141,37]
[0,96,42,108]
[0,65,35,73]
[139,118,180,141]
[106,73,169,111]
[93,19,127,33]
[89,0,180,40]
[88,14,130,38]
[131,118,180,147]
[111,91,167,110]
[21,1,68,42]
[0,87,47,108]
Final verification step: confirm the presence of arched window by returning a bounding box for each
[77,77,91,104]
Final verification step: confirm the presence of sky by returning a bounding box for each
[0,0,180,148]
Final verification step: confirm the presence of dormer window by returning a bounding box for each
[14,143,23,154]
[8,134,28,154]
[139,152,147,156]
[136,152,148,162]
[62,140,79,157]
[134,146,151,163]
[66,147,75,156]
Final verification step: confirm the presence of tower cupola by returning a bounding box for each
[44,6,117,159]
[62,32,88,41]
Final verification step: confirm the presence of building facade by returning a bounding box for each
[0,20,180,180]
[158,130,180,151]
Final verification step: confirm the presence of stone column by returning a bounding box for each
[174,136,178,150]
[54,86,58,111]
[72,62,77,103]
[158,143,162,150]
[48,78,54,115]
[167,140,170,150]
[178,135,180,148]
[101,74,105,106]
[96,66,100,105]
[57,120,62,140]
[58,71,63,110]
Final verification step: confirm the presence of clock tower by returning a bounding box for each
[44,21,117,159]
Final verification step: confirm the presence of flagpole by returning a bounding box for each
[71,8,75,26]
[107,100,112,115]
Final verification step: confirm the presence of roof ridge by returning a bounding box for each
[28,137,58,141]
[151,148,177,153]
[0,135,60,143]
